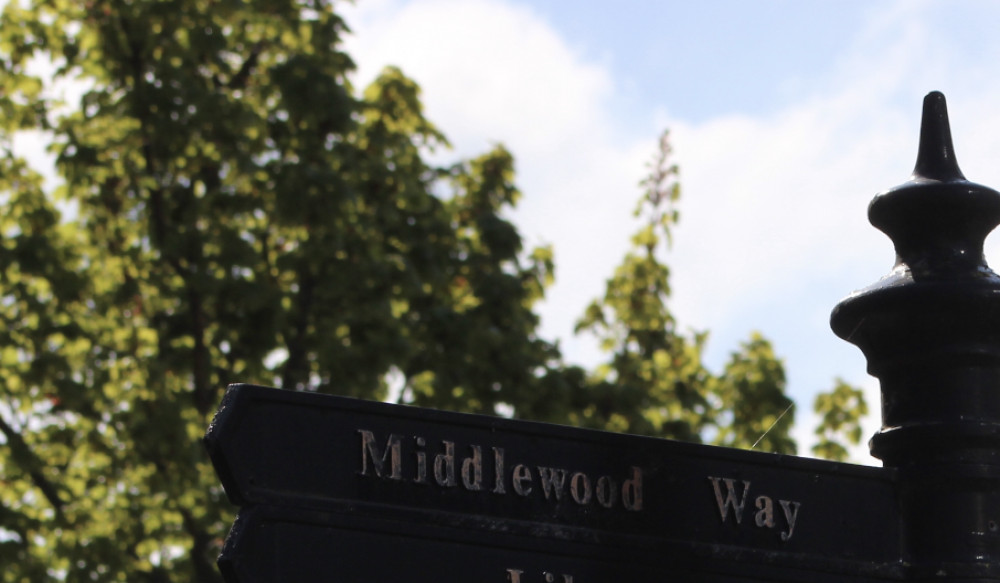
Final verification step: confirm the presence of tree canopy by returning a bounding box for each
[0,1,866,581]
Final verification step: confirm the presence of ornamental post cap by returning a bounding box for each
[830,91,1000,361]
[864,91,1000,279]
[831,92,1000,467]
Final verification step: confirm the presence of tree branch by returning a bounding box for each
[178,506,224,583]
[227,41,263,91]
[0,410,66,518]
[117,14,215,413]
[281,272,315,390]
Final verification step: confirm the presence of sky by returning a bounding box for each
[338,0,1000,464]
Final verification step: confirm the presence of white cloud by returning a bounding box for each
[666,93,910,340]
[343,0,613,158]
[342,0,650,366]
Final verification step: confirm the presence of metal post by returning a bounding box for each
[832,91,1000,581]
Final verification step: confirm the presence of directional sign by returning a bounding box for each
[218,505,899,583]
[205,384,903,582]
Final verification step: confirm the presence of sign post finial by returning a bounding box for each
[832,92,1000,579]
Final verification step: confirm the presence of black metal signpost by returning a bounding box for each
[205,92,1000,582]
[206,384,899,582]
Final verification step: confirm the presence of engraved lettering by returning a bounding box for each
[779,499,801,541]
[356,430,648,514]
[537,467,568,501]
[414,437,428,484]
[357,430,402,479]
[754,495,775,527]
[570,472,592,505]
[492,447,506,494]
[709,476,750,524]
[462,445,483,491]
[506,568,523,583]
[543,573,573,583]
[596,475,616,508]
[434,440,457,487]
[512,464,533,495]
[708,476,801,542]
[621,466,643,511]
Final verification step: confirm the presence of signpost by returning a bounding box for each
[205,384,901,582]
[206,92,1000,581]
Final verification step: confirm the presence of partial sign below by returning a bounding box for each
[219,505,902,583]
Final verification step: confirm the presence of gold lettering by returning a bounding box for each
[570,472,591,505]
[357,430,402,480]
[492,447,506,494]
[414,437,428,484]
[512,464,533,496]
[433,441,457,487]
[359,430,648,514]
[621,466,643,511]
[461,445,483,491]
[754,495,775,527]
[596,475,616,508]
[537,467,568,501]
[779,499,801,541]
[709,476,750,524]
[506,569,523,583]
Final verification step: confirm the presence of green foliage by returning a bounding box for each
[0,1,565,580]
[712,334,795,454]
[575,131,712,440]
[812,379,869,462]
[0,2,869,581]
[575,133,797,454]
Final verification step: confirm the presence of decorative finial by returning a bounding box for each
[829,91,1000,574]
[912,91,965,181]
[864,92,1000,278]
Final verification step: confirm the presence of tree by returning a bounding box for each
[0,1,866,581]
[812,378,868,462]
[576,132,797,454]
[0,2,565,580]
[575,131,712,440]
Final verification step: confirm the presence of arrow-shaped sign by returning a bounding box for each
[206,384,903,582]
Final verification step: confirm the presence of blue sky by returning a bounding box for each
[517,1,1000,122]
[509,0,875,122]
[339,0,1000,463]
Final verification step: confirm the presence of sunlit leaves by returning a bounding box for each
[576,131,713,441]
[713,334,794,454]
[576,133,799,453]
[0,1,570,579]
[812,379,868,462]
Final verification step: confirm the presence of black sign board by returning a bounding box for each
[219,504,893,583]
[205,384,903,582]
[204,95,1000,581]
